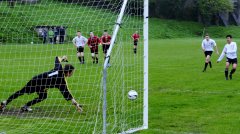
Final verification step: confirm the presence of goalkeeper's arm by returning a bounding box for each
[59,84,83,112]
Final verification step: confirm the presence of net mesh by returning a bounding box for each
[0,0,144,133]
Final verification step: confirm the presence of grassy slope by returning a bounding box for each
[150,18,240,39]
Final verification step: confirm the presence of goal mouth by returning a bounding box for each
[0,0,148,133]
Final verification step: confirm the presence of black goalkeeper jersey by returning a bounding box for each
[27,57,73,101]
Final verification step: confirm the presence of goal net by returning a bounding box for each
[0,0,148,133]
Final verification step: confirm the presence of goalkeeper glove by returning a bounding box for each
[72,98,83,113]
[61,56,68,62]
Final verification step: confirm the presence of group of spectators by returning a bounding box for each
[41,26,65,44]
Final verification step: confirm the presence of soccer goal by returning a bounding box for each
[0,0,148,133]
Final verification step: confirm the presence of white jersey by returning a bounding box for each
[217,42,237,61]
[72,36,88,47]
[202,39,216,51]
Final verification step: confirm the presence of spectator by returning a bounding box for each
[48,28,54,44]
[42,28,47,44]
[53,27,58,44]
[59,26,65,44]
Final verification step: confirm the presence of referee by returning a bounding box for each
[0,56,82,112]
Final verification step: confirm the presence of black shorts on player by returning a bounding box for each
[91,47,98,54]
[134,40,138,46]
[227,58,238,64]
[77,46,84,53]
[204,51,213,57]
[102,44,110,54]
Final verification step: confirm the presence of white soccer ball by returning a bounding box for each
[128,90,138,100]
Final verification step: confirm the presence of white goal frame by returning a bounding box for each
[102,0,149,133]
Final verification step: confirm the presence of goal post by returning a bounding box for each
[102,0,148,133]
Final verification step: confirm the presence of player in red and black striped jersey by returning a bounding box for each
[0,56,82,112]
[87,32,101,64]
[131,31,140,54]
[101,30,111,66]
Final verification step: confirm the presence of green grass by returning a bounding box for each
[0,39,144,133]
[139,38,240,134]
[2,38,240,133]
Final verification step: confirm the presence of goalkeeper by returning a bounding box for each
[0,56,82,112]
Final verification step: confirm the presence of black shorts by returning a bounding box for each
[226,58,238,64]
[204,51,213,57]
[102,44,110,54]
[77,46,84,53]
[90,47,98,54]
[134,40,138,46]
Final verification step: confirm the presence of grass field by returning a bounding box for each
[0,39,144,133]
[2,0,240,133]
[141,38,240,134]
[1,38,240,133]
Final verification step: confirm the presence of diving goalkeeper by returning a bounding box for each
[0,56,82,112]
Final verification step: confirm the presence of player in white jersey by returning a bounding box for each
[72,31,88,64]
[217,35,238,80]
[201,34,219,72]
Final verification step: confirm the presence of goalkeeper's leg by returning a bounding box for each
[22,90,47,112]
[1,89,25,111]
[0,82,34,111]
[5,88,25,105]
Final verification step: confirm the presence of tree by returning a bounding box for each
[197,0,233,25]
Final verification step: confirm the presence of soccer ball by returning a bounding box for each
[128,90,138,100]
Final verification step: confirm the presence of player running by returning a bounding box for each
[87,32,101,64]
[217,35,238,80]
[0,56,82,112]
[201,34,219,72]
[72,31,88,64]
[101,30,111,67]
[131,31,140,54]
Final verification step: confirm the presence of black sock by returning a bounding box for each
[78,57,82,62]
[209,61,212,68]
[83,56,85,62]
[92,57,95,63]
[204,62,208,71]
[134,48,137,54]
[108,57,110,64]
[230,69,236,75]
[225,68,229,78]
[96,57,98,63]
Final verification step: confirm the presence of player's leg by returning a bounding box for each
[77,52,82,63]
[22,90,47,112]
[0,80,36,111]
[229,61,237,80]
[77,47,82,64]
[0,88,25,111]
[208,52,213,68]
[106,45,110,66]
[103,44,106,61]
[81,51,85,64]
[203,54,210,72]
[92,53,95,64]
[133,41,137,54]
[225,62,230,80]
[90,48,95,64]
[95,48,99,64]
